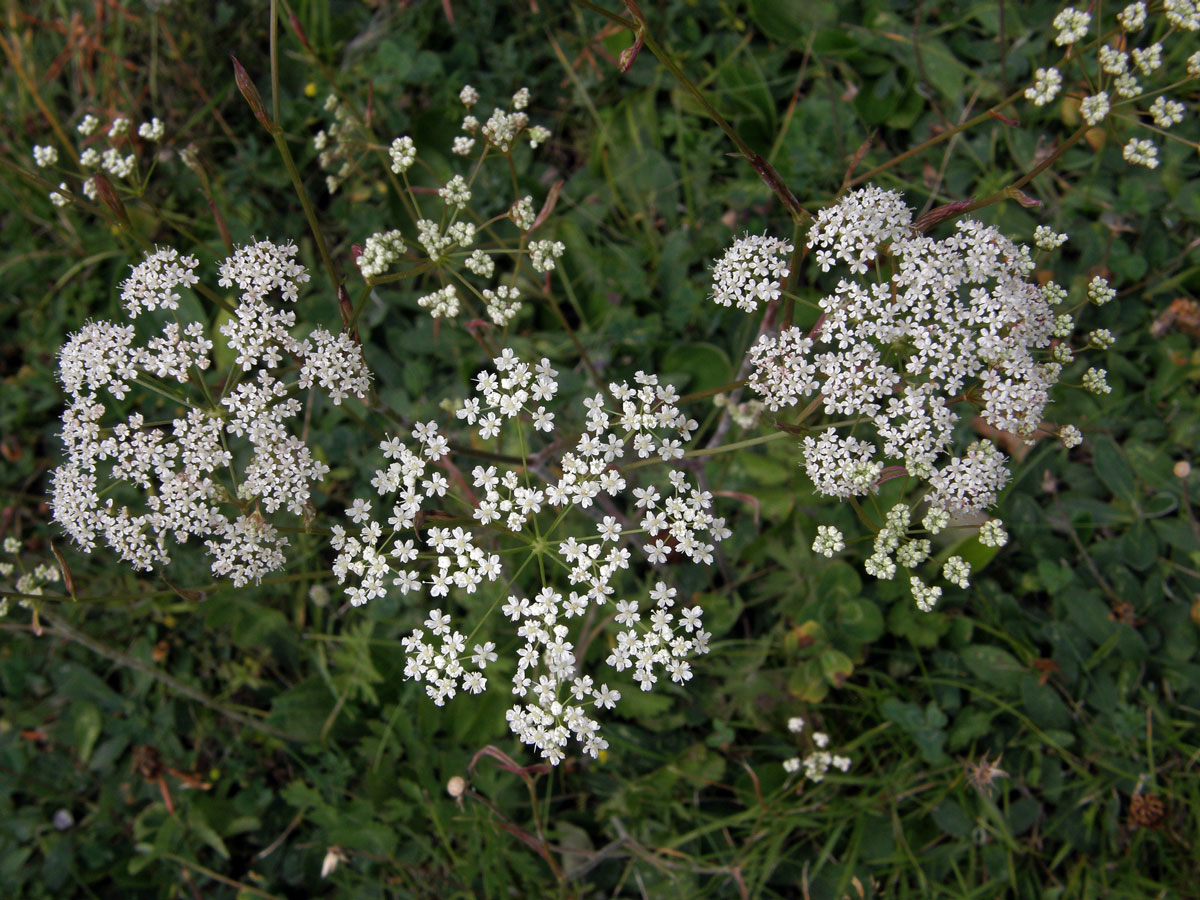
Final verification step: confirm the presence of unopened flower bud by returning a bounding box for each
[231,56,278,134]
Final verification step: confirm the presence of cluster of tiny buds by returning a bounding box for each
[38,113,167,207]
[0,537,61,617]
[782,716,852,782]
[1027,2,1200,168]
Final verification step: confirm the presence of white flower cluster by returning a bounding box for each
[50,240,370,586]
[766,188,1078,490]
[710,233,793,312]
[417,285,460,318]
[1030,1,1198,167]
[330,350,726,764]
[529,239,565,273]
[782,717,851,782]
[343,85,559,328]
[137,118,165,141]
[724,188,1103,602]
[746,327,817,411]
[33,145,58,168]
[35,110,166,208]
[313,95,368,192]
[0,538,61,617]
[1025,67,1063,106]
[120,247,200,316]
[357,230,406,279]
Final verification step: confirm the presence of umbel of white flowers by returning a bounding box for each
[332,350,729,764]
[49,240,371,587]
[713,186,1109,603]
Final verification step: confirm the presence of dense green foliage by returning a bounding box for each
[2,1,1199,898]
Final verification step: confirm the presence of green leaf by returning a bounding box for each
[188,814,230,860]
[932,800,972,839]
[266,677,336,742]
[960,646,1024,692]
[838,598,885,644]
[1092,437,1136,504]
[748,0,836,43]
[819,648,854,688]
[1121,521,1158,571]
[72,702,102,765]
[661,342,731,393]
[1019,675,1071,730]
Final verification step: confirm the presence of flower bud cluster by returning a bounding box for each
[0,538,61,618]
[34,111,168,208]
[344,86,559,330]
[782,716,852,783]
[1029,2,1199,168]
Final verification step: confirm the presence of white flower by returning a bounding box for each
[77,114,100,136]
[389,136,416,173]
[812,525,845,558]
[978,519,1008,548]
[1025,67,1062,106]
[357,230,406,279]
[1059,424,1083,448]
[911,576,942,612]
[1079,92,1109,126]
[33,145,58,167]
[942,556,971,589]
[1033,225,1068,251]
[528,239,565,273]
[710,233,793,312]
[1132,43,1162,75]
[438,174,471,209]
[1148,97,1185,129]
[459,84,480,107]
[1087,276,1116,306]
[1118,2,1146,30]
[1052,7,1090,45]
[137,118,165,141]
[510,196,536,231]
[417,285,460,319]
[120,247,201,316]
[1082,367,1111,394]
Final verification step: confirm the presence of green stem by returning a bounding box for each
[40,610,305,742]
[158,853,286,900]
[273,131,340,291]
[844,87,1027,191]
[573,0,808,224]
[962,123,1090,215]
[621,429,789,471]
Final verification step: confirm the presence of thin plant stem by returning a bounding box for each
[572,0,809,224]
[39,610,306,743]
[844,88,1028,192]
[272,131,340,291]
[270,0,281,125]
[621,430,789,471]
[158,853,286,900]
